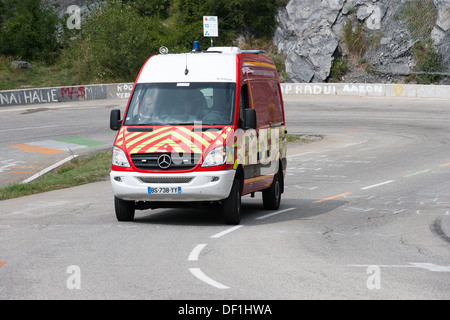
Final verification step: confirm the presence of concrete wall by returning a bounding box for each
[0,83,133,107]
[280,83,450,99]
[1,82,449,107]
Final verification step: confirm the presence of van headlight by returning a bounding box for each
[112,146,130,167]
[202,146,228,167]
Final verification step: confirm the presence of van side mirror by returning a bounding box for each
[110,109,122,131]
[244,108,256,130]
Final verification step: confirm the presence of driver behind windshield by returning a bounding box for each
[132,90,156,124]
[178,90,205,120]
[142,92,155,117]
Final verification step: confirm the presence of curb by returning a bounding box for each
[1,82,449,107]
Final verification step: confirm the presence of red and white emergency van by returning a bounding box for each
[109,44,287,224]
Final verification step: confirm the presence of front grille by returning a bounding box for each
[131,153,200,171]
[137,177,194,184]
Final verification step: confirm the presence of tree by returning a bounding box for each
[0,0,62,62]
[171,0,285,48]
[122,0,172,18]
[72,0,168,82]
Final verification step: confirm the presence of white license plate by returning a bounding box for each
[148,187,182,194]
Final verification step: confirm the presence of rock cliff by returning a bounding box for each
[274,0,450,83]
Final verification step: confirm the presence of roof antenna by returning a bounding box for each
[185,54,189,75]
[185,41,200,75]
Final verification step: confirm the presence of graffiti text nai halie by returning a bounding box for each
[0,86,87,106]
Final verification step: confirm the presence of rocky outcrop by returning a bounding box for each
[11,61,32,69]
[432,0,450,67]
[274,0,343,82]
[49,0,98,16]
[274,0,450,83]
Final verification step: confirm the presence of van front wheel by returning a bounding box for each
[223,179,242,225]
[262,172,281,210]
[114,196,135,221]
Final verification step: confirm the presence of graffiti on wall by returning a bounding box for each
[0,86,107,106]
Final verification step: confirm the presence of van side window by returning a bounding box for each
[239,84,249,127]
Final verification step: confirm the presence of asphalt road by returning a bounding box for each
[0,95,449,300]
[0,99,126,186]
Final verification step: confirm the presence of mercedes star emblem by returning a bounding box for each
[157,154,172,169]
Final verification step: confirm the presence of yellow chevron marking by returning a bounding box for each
[125,132,154,149]
[170,131,202,153]
[243,62,276,69]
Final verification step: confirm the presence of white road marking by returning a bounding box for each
[4,200,72,217]
[21,155,78,184]
[361,180,395,190]
[338,140,369,148]
[295,185,319,190]
[188,244,207,261]
[0,125,59,133]
[210,225,243,239]
[190,207,297,289]
[349,263,450,272]
[287,151,316,159]
[343,207,374,212]
[255,207,297,220]
[189,268,229,289]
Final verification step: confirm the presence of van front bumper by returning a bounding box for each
[110,170,235,202]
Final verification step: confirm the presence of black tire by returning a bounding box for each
[223,179,242,225]
[114,196,135,221]
[262,172,282,210]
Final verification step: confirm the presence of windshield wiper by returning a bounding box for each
[168,122,195,125]
[127,127,154,132]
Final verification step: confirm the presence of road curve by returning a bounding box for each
[0,95,449,300]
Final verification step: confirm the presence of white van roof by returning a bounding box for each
[206,47,241,54]
[137,50,238,84]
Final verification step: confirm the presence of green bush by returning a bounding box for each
[171,0,286,47]
[68,0,169,83]
[123,0,172,18]
[330,56,348,80]
[412,41,443,84]
[0,0,63,63]
[65,0,287,83]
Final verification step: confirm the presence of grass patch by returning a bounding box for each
[285,134,303,143]
[330,56,349,81]
[343,20,368,57]
[397,0,443,84]
[410,41,443,84]
[0,151,112,201]
[398,0,437,41]
[0,55,80,90]
[286,134,322,144]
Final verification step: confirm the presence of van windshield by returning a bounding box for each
[124,83,236,126]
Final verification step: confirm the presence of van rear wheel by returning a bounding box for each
[114,196,135,221]
[262,172,281,210]
[223,179,242,225]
